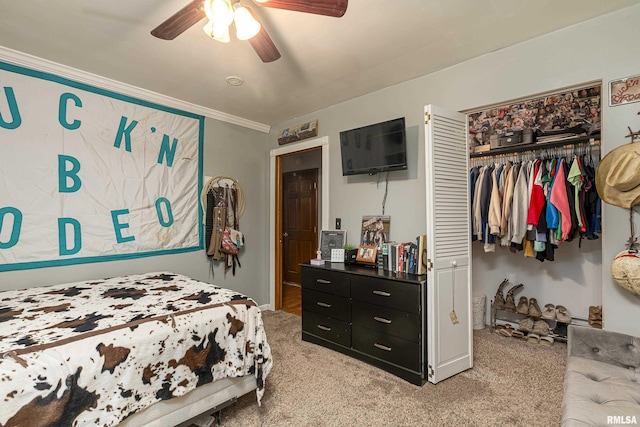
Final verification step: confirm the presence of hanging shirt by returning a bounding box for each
[527,160,545,226]
[489,164,504,236]
[511,161,531,247]
[550,158,571,241]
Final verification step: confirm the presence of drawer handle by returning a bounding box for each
[373,290,391,297]
[317,324,332,331]
[316,279,331,284]
[317,302,332,308]
[374,316,392,324]
[374,343,392,352]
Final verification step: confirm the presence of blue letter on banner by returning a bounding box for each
[157,135,178,167]
[0,87,22,130]
[0,207,22,249]
[58,93,82,130]
[113,116,138,152]
[155,197,174,227]
[58,155,82,193]
[58,218,82,256]
[111,209,135,243]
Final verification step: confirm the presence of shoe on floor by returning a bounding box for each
[539,335,554,346]
[527,333,540,344]
[588,305,602,328]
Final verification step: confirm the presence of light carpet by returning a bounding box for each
[219,310,566,426]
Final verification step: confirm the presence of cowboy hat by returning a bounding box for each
[596,142,640,209]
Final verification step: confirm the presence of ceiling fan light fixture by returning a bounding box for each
[204,0,234,26]
[202,21,231,43]
[233,4,261,40]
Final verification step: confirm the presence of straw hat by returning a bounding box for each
[611,250,640,296]
[596,142,640,209]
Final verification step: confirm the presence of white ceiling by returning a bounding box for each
[0,0,638,128]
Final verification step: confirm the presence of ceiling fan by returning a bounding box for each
[151,0,348,63]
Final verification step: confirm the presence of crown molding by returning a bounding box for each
[0,46,270,133]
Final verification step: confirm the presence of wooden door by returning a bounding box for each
[424,104,473,383]
[283,169,318,285]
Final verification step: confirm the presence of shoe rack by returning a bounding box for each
[490,306,569,343]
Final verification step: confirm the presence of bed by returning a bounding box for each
[0,272,272,427]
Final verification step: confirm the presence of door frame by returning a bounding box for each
[269,136,330,310]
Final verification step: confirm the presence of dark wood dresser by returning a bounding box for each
[301,262,426,385]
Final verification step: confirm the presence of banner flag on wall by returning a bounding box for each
[0,61,204,271]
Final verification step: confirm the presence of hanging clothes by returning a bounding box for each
[469,142,601,262]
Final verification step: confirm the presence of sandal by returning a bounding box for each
[492,279,509,310]
[528,297,542,317]
[539,335,554,346]
[504,284,524,312]
[516,296,529,315]
[533,320,549,336]
[541,303,556,320]
[527,333,540,344]
[497,326,515,337]
[511,330,527,340]
[556,305,571,323]
[588,306,602,328]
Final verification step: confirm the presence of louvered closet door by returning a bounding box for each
[424,104,472,383]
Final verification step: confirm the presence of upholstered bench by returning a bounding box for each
[562,325,640,426]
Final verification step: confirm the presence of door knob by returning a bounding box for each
[283,232,289,237]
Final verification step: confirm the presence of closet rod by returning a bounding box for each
[469,136,599,159]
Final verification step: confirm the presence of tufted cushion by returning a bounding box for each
[568,326,640,370]
[562,356,640,426]
[562,326,640,426]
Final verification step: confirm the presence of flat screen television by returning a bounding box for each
[340,117,407,176]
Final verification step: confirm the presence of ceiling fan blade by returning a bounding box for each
[151,0,206,40]
[246,7,281,62]
[253,0,348,18]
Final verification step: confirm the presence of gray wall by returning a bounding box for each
[269,5,640,336]
[0,118,271,306]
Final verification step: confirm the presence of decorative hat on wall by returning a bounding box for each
[596,141,640,209]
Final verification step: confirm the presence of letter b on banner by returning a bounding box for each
[58,155,82,193]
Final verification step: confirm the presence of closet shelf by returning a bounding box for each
[470,136,599,158]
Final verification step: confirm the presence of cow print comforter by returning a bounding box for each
[0,272,272,427]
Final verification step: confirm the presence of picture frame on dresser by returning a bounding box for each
[356,245,377,264]
[320,230,346,260]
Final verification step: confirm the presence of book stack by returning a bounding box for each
[381,235,427,275]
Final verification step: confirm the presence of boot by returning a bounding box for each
[491,279,509,310]
[504,284,524,312]
[588,306,602,328]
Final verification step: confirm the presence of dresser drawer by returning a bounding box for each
[302,288,350,322]
[301,267,350,297]
[302,310,351,348]
[352,325,420,372]
[351,300,420,342]
[351,275,420,313]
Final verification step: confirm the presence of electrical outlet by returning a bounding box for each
[335,218,341,229]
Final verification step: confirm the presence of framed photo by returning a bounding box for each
[356,245,378,264]
[361,215,390,248]
[320,230,346,260]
